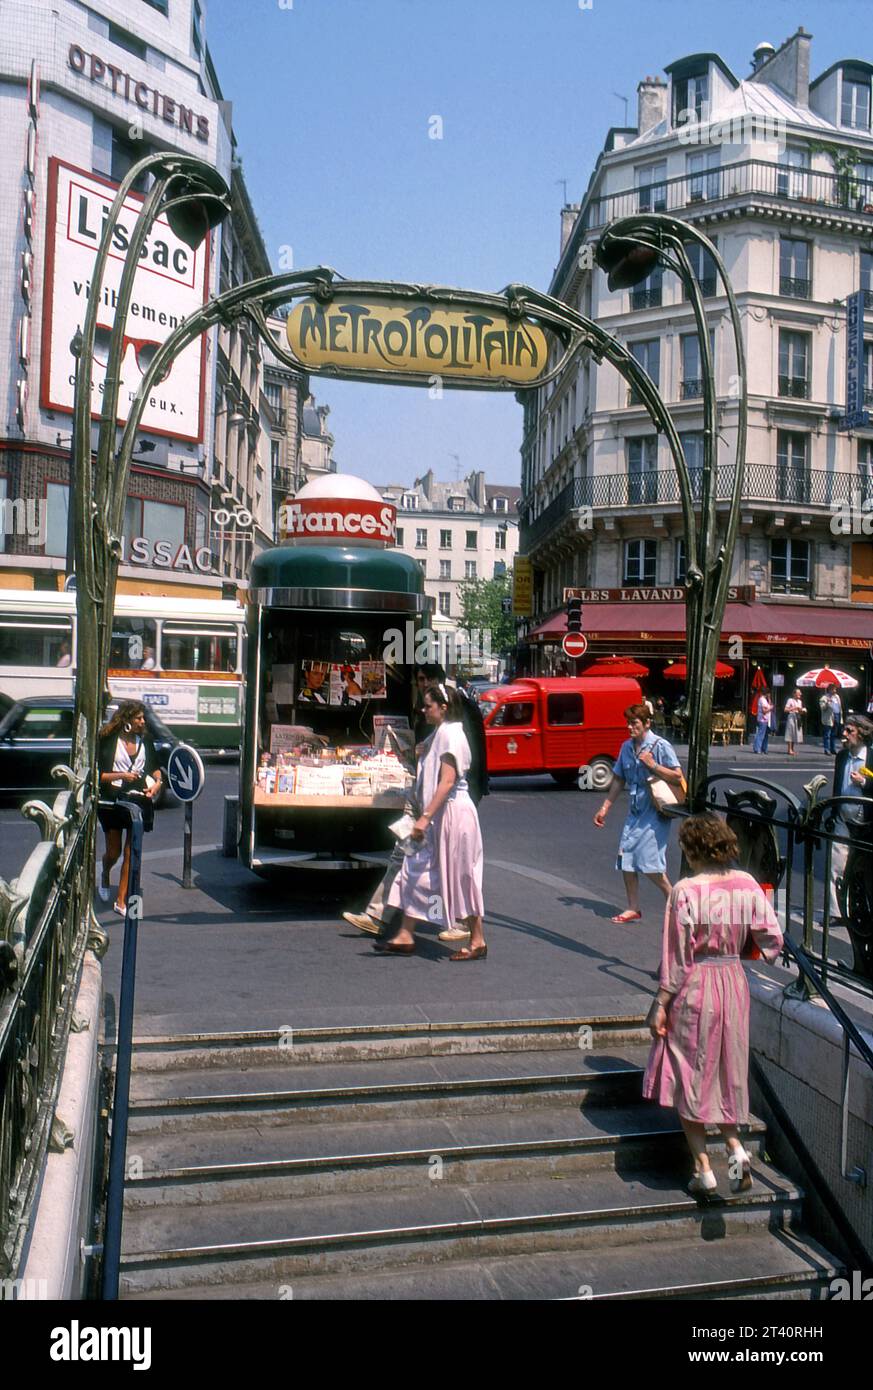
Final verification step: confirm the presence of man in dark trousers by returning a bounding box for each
[342,663,489,939]
[830,714,873,979]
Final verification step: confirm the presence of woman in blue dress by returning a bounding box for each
[593,703,684,923]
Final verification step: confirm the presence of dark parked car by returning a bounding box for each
[0,697,179,804]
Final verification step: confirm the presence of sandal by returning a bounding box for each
[611,910,642,923]
[372,938,416,955]
[449,945,487,961]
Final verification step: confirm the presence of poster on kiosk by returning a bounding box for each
[238,475,431,874]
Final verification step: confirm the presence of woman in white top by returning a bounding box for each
[382,683,486,959]
[783,688,804,756]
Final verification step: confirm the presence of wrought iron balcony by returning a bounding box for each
[630,286,662,310]
[520,466,873,552]
[579,158,873,236]
[778,375,811,399]
[780,276,811,299]
[683,277,717,300]
[680,378,704,399]
[272,463,298,493]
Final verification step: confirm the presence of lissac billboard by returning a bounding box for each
[40,158,210,442]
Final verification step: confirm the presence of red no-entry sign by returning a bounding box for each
[562,632,588,659]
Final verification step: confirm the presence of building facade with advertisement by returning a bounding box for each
[0,0,270,599]
[519,29,873,716]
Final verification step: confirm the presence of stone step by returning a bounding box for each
[124,1226,841,1302]
[125,1015,650,1072]
[119,1156,802,1295]
[123,1102,768,1208]
[126,1046,652,1135]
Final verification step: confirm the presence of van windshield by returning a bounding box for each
[479,699,498,720]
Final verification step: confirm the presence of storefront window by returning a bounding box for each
[44,483,69,557]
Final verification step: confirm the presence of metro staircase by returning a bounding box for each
[116,1013,842,1300]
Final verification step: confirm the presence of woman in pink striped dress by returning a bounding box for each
[643,814,783,1195]
[381,684,486,960]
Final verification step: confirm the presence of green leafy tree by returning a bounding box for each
[457,570,516,661]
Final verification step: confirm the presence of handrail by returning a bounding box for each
[780,937,873,1188]
[0,773,104,1279]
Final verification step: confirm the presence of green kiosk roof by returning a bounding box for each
[247,545,427,612]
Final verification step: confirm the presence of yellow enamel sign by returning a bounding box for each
[286,296,550,384]
[513,556,533,616]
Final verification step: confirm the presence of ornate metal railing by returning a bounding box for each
[697,772,873,999]
[0,772,105,1278]
[520,467,873,551]
[580,158,873,234]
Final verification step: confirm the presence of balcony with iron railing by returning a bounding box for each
[778,375,811,399]
[680,378,704,399]
[578,158,873,237]
[520,466,873,552]
[272,463,298,494]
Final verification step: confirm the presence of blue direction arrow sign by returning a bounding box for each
[167,744,205,802]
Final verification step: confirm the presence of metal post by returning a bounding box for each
[183,801,193,889]
[100,802,143,1301]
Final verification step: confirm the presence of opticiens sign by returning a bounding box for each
[285,296,550,385]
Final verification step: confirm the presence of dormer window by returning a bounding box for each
[448,496,465,512]
[491,496,508,513]
[842,67,871,130]
[673,64,709,125]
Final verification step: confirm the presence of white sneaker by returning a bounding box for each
[342,912,382,936]
[728,1145,752,1193]
[687,1168,718,1195]
[438,926,471,943]
[97,885,111,903]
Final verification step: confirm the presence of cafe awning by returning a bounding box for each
[529,601,873,651]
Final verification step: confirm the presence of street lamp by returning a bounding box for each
[595,214,747,806]
[71,153,231,789]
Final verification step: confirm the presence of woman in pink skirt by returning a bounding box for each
[643,814,783,1195]
[380,684,486,960]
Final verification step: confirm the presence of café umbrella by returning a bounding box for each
[664,660,735,680]
[582,657,650,678]
[796,668,859,689]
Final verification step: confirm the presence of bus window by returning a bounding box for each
[160,626,239,673]
[0,617,73,668]
[108,617,158,670]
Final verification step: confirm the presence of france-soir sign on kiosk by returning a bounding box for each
[238,474,431,875]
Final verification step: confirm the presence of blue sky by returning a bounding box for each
[205,0,870,487]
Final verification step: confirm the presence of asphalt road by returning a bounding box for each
[1,745,857,1037]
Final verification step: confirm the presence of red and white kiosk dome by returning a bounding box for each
[277,474,397,548]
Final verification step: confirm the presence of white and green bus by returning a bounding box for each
[0,590,244,753]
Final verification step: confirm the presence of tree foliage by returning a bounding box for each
[457,570,515,657]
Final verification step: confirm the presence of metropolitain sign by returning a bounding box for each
[284,293,554,388]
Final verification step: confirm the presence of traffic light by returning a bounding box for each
[566,595,583,634]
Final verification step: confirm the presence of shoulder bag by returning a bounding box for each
[647,739,687,817]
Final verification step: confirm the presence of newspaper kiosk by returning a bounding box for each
[239,474,430,873]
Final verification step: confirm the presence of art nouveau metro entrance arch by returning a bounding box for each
[69,153,747,815]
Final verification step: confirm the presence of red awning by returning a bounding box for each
[529,602,873,650]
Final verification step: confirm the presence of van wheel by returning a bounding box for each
[550,770,578,789]
[579,757,614,792]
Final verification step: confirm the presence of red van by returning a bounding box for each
[478,676,642,790]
